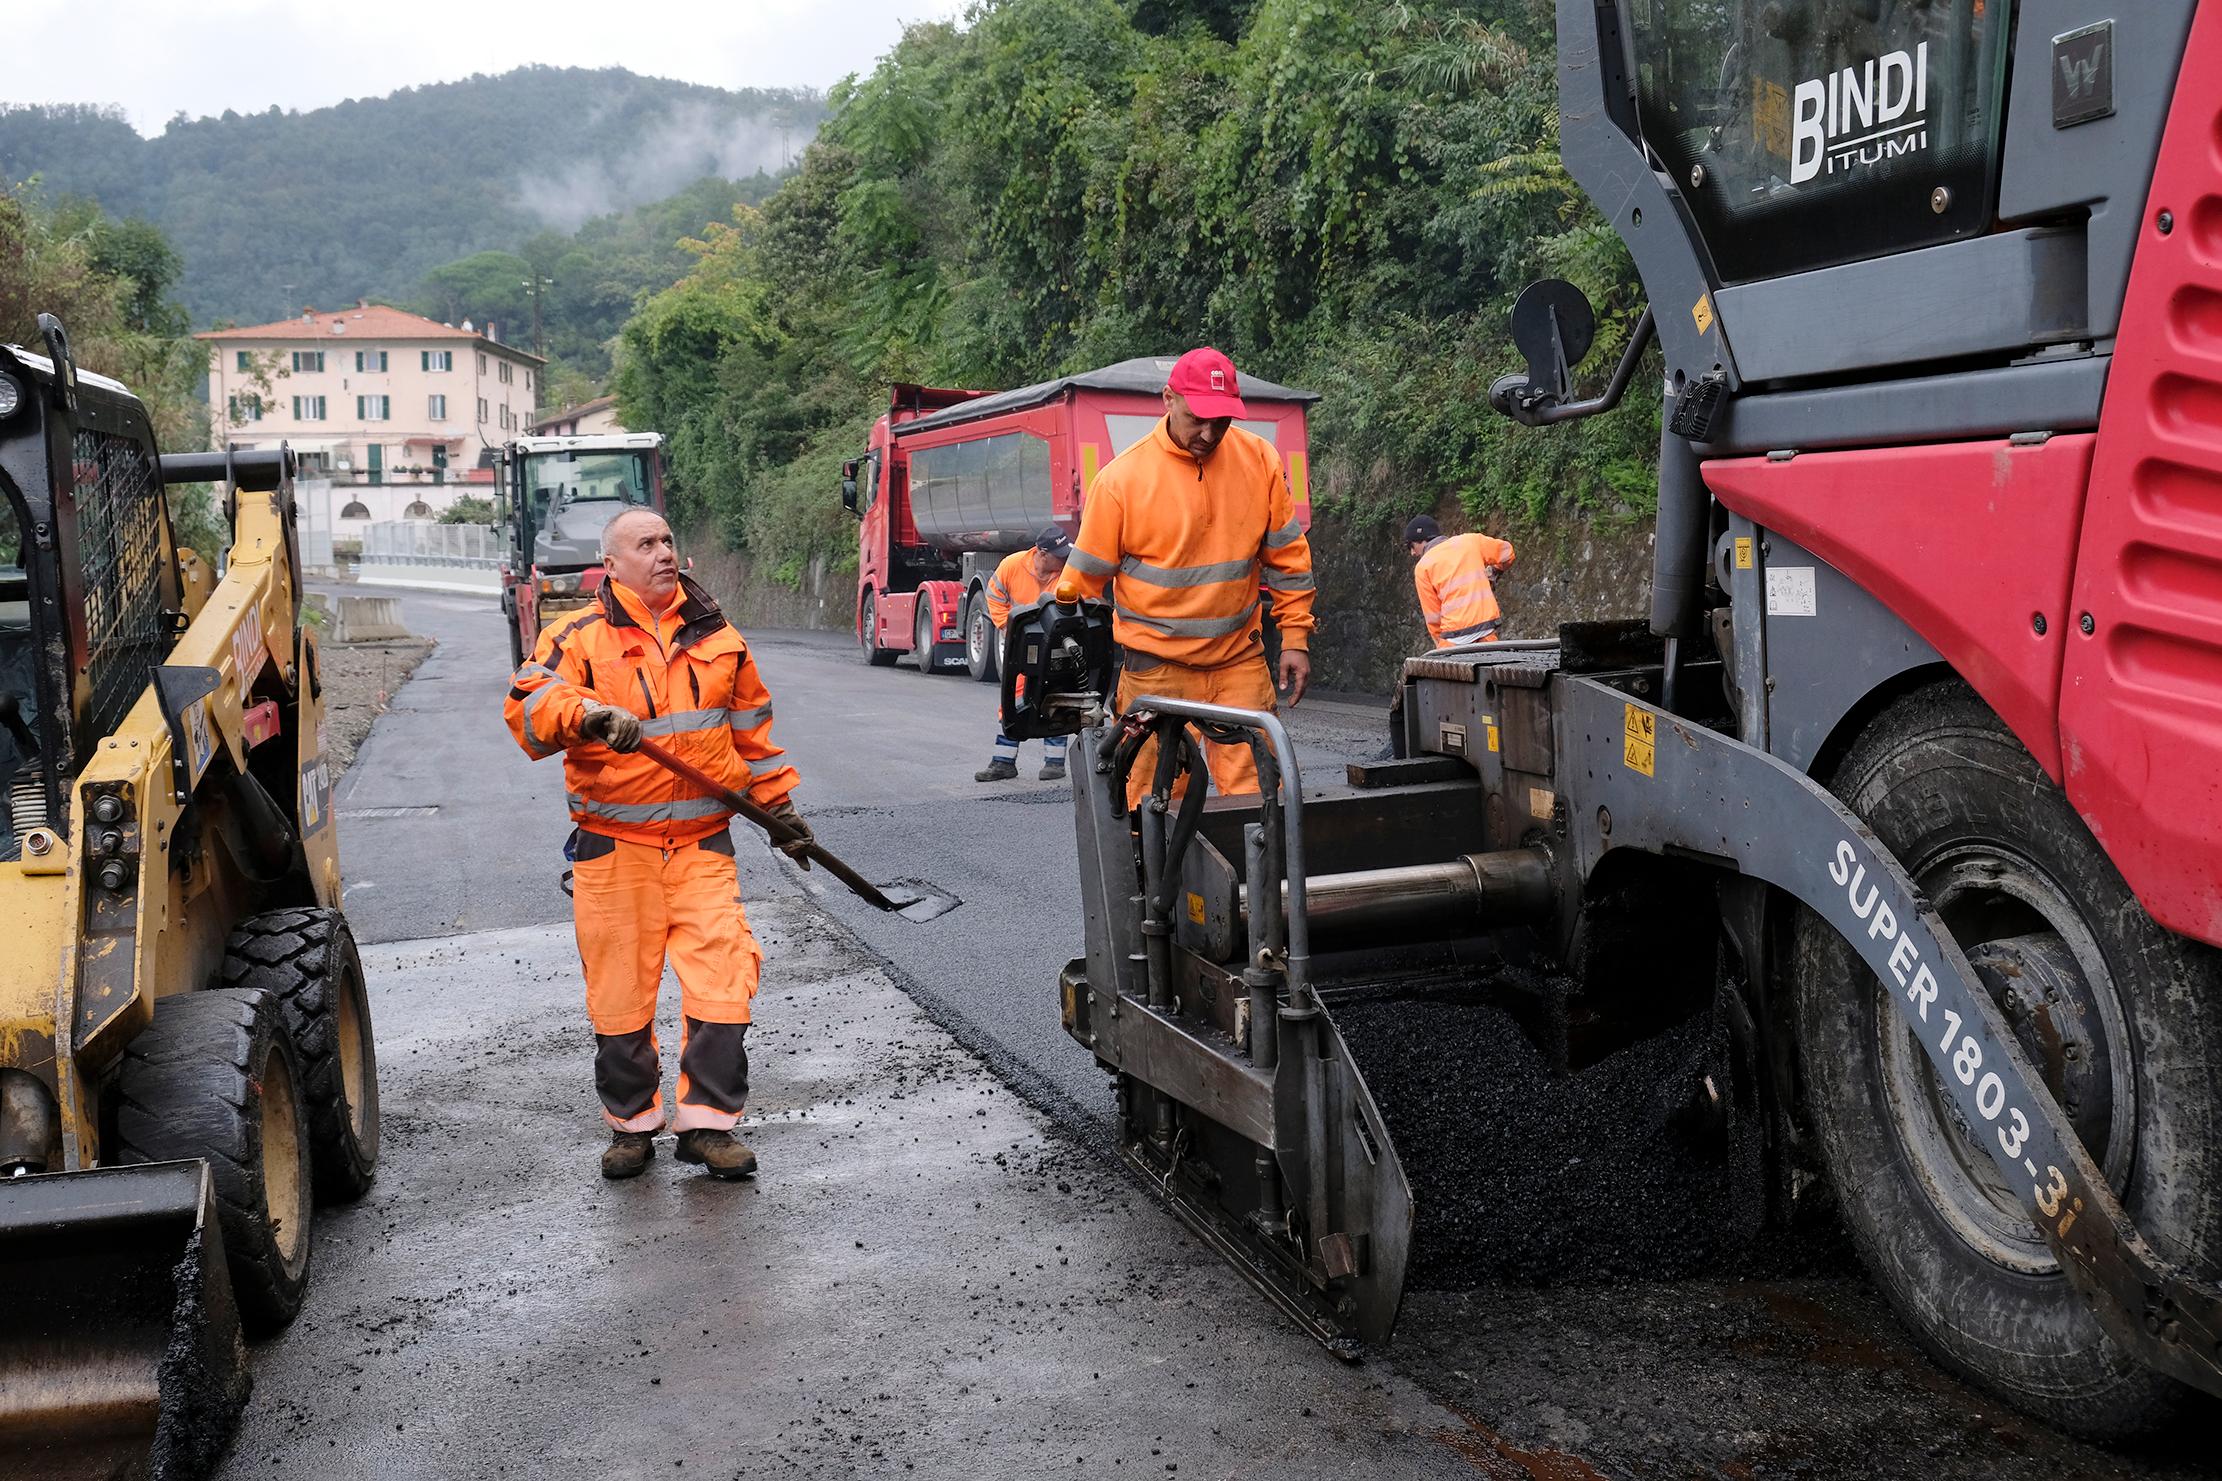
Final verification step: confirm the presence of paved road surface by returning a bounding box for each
[261,587,2213,1480]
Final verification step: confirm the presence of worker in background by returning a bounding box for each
[504,508,812,1182]
[1407,515,1514,648]
[977,527,1075,783]
[1064,347,1316,804]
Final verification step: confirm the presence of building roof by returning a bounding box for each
[196,305,545,363]
[532,393,618,432]
[891,355,1318,439]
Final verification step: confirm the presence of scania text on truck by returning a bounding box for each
[841,357,1316,683]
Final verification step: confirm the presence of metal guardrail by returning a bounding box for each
[359,522,502,569]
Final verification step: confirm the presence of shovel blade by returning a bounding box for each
[879,880,963,924]
[0,1161,250,1481]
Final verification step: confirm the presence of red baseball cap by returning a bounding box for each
[1165,347,1249,420]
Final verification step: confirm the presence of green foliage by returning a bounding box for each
[0,184,223,556]
[439,495,498,525]
[618,1,1658,589]
[0,72,824,326]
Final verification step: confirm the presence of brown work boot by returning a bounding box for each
[600,1130,655,1180]
[673,1128,758,1180]
[1038,761,1067,782]
[974,759,1018,783]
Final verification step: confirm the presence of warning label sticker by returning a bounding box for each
[1186,892,1206,925]
[1624,704,1656,777]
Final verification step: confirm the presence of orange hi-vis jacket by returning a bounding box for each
[505,574,798,847]
[1065,419,1315,670]
[1414,531,1516,647]
[984,549,1049,630]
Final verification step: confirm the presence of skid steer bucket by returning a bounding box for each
[0,1160,250,1481]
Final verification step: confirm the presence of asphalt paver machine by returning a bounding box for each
[1038,0,2222,1439]
[0,317,381,1478]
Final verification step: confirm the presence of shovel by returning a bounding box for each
[635,738,960,923]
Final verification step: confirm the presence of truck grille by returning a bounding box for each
[71,428,173,743]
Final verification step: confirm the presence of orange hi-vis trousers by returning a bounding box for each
[572,828,763,1133]
[1115,653,1278,808]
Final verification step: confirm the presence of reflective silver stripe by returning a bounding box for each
[1065,547,1116,576]
[521,683,566,757]
[747,755,791,776]
[988,578,1011,601]
[1441,618,1500,642]
[567,794,731,824]
[641,707,729,738]
[727,703,774,731]
[1429,572,1495,602]
[1113,597,1260,639]
[516,662,560,682]
[1262,568,1315,592]
[1263,518,1304,549]
[1118,554,1257,589]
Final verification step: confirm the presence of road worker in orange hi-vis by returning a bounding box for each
[503,508,812,1182]
[1406,514,1514,648]
[977,526,1075,784]
[1064,347,1317,805]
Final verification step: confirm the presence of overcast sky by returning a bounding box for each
[7,0,971,135]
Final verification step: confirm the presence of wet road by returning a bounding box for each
[259,586,2218,1480]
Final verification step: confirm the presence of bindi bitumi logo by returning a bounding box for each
[1791,42,1930,184]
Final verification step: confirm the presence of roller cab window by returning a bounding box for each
[1627,0,2013,281]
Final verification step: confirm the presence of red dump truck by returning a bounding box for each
[841,357,1318,683]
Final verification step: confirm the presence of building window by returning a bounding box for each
[497,361,513,385]
[357,395,391,421]
[428,394,447,421]
[228,394,263,423]
[477,397,488,424]
[291,350,324,373]
[339,500,371,519]
[367,445,384,485]
[235,350,253,371]
[525,370,534,392]
[354,349,388,373]
[477,353,487,374]
[403,500,434,519]
[293,395,327,420]
[422,349,452,372]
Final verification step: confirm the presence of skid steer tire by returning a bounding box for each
[1793,681,2222,1440]
[115,987,315,1336]
[219,908,380,1204]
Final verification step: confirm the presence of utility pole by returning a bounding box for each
[521,274,554,370]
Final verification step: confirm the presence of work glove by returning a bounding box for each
[580,703,642,754]
[764,798,814,870]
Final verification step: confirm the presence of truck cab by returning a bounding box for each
[499,432,665,666]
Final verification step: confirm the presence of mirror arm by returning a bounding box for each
[1490,307,1655,427]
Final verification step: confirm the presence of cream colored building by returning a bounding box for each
[198,304,544,524]
[532,393,624,438]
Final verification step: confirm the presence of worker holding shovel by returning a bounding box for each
[504,508,812,1182]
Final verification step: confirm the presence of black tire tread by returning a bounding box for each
[217,908,379,1203]
[115,987,312,1335]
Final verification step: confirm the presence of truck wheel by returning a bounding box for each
[218,908,380,1204]
[860,592,896,667]
[115,988,315,1336]
[965,591,999,684]
[1793,681,2222,1439]
[508,615,526,671]
[914,602,950,674]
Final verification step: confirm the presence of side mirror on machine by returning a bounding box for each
[1489,278,1656,430]
[840,460,861,515]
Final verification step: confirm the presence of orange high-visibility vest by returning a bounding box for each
[1415,532,1515,646]
[985,549,1050,629]
[1065,419,1315,669]
[504,575,797,847]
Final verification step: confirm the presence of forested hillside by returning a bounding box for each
[617,0,1656,674]
[0,69,823,325]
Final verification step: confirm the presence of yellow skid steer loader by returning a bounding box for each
[0,316,380,1479]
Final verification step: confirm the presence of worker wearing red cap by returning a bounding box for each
[1405,514,1515,647]
[977,527,1075,783]
[1064,347,1316,802]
